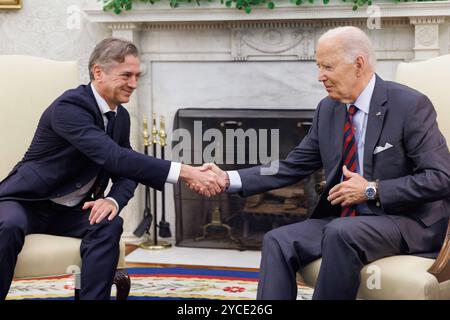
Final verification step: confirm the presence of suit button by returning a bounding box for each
[76,183,82,189]
[376,201,380,207]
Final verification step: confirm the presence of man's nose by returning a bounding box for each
[128,76,138,89]
[318,70,326,82]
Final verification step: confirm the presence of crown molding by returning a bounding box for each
[84,1,450,25]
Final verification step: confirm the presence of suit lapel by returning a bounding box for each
[321,102,347,189]
[86,83,106,131]
[334,102,347,162]
[363,75,388,179]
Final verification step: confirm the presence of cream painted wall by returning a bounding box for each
[0,0,109,83]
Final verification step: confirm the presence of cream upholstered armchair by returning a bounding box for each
[298,55,450,300]
[0,55,130,300]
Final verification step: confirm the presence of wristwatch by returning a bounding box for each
[364,181,378,200]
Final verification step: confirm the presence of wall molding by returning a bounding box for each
[85,1,450,24]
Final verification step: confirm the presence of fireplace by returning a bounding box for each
[173,108,322,250]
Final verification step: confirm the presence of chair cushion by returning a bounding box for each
[14,234,126,278]
[299,255,450,300]
[0,55,78,179]
[395,54,450,144]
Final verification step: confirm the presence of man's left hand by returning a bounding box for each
[82,198,118,225]
[327,165,368,207]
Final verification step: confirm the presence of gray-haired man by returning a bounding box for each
[195,27,450,299]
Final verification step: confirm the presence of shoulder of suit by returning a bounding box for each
[385,80,432,110]
[384,80,425,99]
[52,84,96,110]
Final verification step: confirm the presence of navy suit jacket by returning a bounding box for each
[238,75,450,252]
[0,84,171,211]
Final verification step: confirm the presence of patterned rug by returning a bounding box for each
[7,267,313,300]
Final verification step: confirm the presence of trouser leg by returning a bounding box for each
[257,218,332,300]
[47,204,123,300]
[313,215,405,300]
[0,201,44,300]
[78,218,123,300]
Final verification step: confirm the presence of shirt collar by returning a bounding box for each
[346,73,376,115]
[90,83,118,115]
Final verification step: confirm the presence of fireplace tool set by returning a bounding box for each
[134,113,172,250]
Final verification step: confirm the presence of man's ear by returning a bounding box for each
[92,65,103,82]
[354,56,365,76]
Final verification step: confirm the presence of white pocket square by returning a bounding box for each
[373,142,393,154]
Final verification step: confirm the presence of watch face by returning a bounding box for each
[366,187,376,199]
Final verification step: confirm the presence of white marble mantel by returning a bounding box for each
[85,1,450,22]
[84,1,449,243]
[84,1,450,62]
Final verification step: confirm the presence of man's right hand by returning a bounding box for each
[179,164,227,197]
[194,163,230,196]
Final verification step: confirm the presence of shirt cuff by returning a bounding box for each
[166,162,181,184]
[105,197,120,212]
[226,170,242,193]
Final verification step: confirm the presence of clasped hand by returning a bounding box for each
[180,163,228,197]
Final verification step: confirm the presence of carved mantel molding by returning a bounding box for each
[86,1,449,61]
[84,1,450,24]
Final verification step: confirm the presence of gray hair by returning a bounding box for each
[318,26,376,70]
[88,37,139,80]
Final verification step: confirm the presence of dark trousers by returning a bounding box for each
[256,214,445,300]
[0,199,123,300]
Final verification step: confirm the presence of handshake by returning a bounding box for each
[180,163,229,197]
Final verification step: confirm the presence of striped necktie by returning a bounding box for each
[341,104,359,217]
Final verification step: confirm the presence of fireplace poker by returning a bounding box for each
[133,118,153,238]
[158,115,172,238]
[151,113,159,245]
[139,113,171,250]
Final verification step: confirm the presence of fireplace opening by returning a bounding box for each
[173,108,323,250]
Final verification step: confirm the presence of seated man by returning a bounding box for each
[0,38,225,300]
[193,26,450,299]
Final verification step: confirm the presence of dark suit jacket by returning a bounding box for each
[0,84,171,211]
[238,75,450,252]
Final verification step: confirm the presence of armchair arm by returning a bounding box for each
[315,181,450,283]
[427,218,450,283]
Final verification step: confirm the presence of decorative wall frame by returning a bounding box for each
[0,0,21,10]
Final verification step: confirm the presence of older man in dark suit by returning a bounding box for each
[196,26,450,299]
[0,38,224,300]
